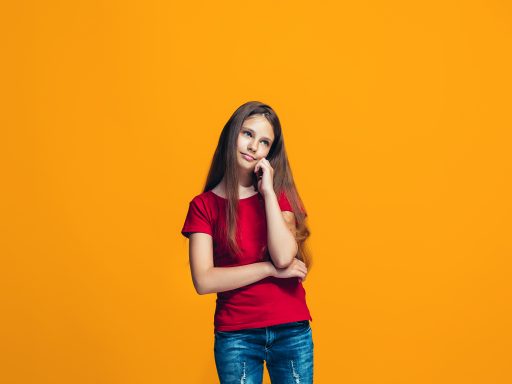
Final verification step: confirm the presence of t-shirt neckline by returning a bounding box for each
[209,190,260,201]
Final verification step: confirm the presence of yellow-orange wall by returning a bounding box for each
[2,1,511,383]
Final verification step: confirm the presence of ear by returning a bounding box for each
[281,211,297,238]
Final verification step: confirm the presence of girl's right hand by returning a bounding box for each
[271,258,308,282]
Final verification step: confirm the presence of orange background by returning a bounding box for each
[2,1,511,383]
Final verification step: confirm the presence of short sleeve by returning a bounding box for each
[277,191,293,212]
[181,197,213,238]
[277,191,308,217]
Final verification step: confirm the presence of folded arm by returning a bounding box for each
[188,232,277,294]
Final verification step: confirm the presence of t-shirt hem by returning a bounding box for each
[181,228,212,238]
[214,315,313,332]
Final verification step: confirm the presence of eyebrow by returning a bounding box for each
[241,127,274,142]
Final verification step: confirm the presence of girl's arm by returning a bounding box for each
[200,262,275,294]
[188,233,276,294]
[263,191,298,269]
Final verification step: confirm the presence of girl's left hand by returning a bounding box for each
[254,158,274,196]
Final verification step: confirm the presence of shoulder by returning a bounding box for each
[181,191,216,238]
[189,190,215,205]
[185,191,218,218]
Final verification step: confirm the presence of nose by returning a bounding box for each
[248,140,258,153]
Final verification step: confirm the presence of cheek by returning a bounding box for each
[237,135,248,147]
[260,147,271,156]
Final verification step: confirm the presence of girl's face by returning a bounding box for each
[236,116,275,170]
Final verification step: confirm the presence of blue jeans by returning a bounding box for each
[214,320,314,383]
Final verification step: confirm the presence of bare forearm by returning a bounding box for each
[264,191,298,268]
[197,261,275,295]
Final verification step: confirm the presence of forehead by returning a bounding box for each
[241,116,275,140]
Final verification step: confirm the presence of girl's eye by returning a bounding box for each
[243,131,270,146]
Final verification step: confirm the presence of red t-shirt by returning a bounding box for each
[181,189,313,332]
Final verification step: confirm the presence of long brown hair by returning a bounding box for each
[203,101,312,270]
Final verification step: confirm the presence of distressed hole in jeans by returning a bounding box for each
[240,361,246,384]
[290,360,301,383]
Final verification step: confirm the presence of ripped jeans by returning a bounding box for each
[214,320,314,383]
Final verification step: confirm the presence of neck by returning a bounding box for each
[237,172,253,190]
[219,174,256,196]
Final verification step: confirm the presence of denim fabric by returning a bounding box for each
[214,320,314,383]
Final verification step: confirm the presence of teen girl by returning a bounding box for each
[181,101,314,383]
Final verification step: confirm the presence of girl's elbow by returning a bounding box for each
[195,283,210,295]
[193,276,210,295]
[278,246,298,269]
[274,261,290,269]
[274,256,294,269]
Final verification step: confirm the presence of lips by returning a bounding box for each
[241,152,256,161]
